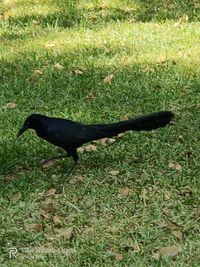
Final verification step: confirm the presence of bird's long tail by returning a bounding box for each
[94,111,174,137]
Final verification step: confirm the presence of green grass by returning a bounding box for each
[1,0,200,266]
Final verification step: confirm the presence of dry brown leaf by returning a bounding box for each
[195,209,200,218]
[3,102,17,109]
[172,230,183,240]
[168,162,175,168]
[93,138,108,145]
[159,245,182,257]
[77,147,84,153]
[52,215,62,225]
[168,162,182,170]
[132,242,140,252]
[163,208,172,216]
[107,138,116,144]
[115,252,123,261]
[34,69,43,75]
[85,92,96,101]
[179,187,192,197]
[116,133,124,138]
[160,220,181,231]
[54,63,64,69]
[10,192,22,202]
[41,213,50,220]
[152,251,160,261]
[178,14,189,25]
[110,170,119,176]
[84,144,97,152]
[118,187,130,198]
[103,73,114,83]
[41,160,54,169]
[46,188,57,197]
[121,114,129,121]
[93,138,116,145]
[69,175,84,185]
[42,200,56,213]
[175,163,182,170]
[152,245,182,260]
[55,227,73,240]
[26,224,42,232]
[111,250,123,261]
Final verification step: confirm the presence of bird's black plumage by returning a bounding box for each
[17,111,174,164]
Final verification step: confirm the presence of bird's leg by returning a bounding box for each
[66,148,79,175]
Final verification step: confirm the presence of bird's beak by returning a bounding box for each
[17,125,28,138]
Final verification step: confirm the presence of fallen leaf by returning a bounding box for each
[168,162,182,170]
[110,170,119,176]
[55,227,73,240]
[118,187,130,198]
[46,188,57,197]
[111,250,123,261]
[132,242,140,252]
[172,230,183,240]
[152,245,182,260]
[121,114,129,121]
[3,102,17,109]
[116,133,124,138]
[52,215,62,225]
[84,144,97,152]
[34,69,43,75]
[159,245,182,257]
[195,209,200,218]
[175,163,182,170]
[93,137,116,145]
[41,213,50,220]
[168,162,175,168]
[115,252,123,261]
[103,73,114,83]
[10,192,22,202]
[54,63,64,69]
[179,187,192,197]
[152,251,160,261]
[40,160,54,169]
[42,200,56,213]
[69,175,84,185]
[85,92,96,101]
[26,224,42,232]
[77,147,84,153]
[93,138,108,145]
[178,14,189,25]
[107,138,116,144]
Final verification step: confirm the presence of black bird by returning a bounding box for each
[17,111,174,169]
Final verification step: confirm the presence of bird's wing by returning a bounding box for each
[45,123,107,148]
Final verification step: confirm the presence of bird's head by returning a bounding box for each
[17,114,43,138]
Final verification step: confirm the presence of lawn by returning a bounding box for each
[0,0,200,266]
